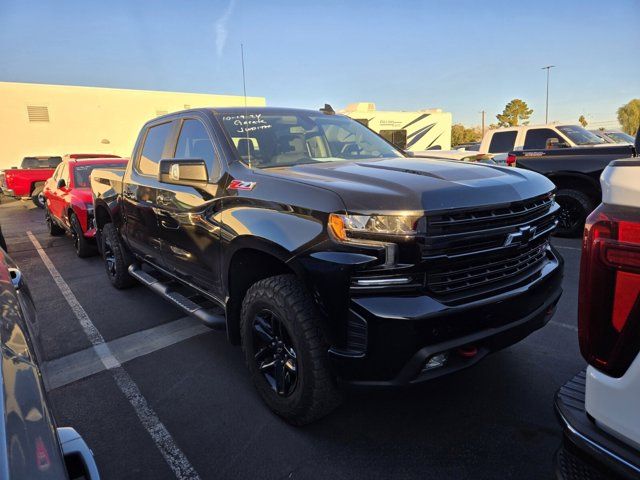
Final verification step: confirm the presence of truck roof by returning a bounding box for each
[209,106,329,116]
[488,123,577,132]
[64,153,121,161]
[154,107,334,120]
[69,157,128,165]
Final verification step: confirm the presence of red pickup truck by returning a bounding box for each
[44,156,127,257]
[1,156,62,207]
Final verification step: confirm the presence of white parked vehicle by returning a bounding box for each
[416,124,607,167]
[341,102,452,151]
[479,124,609,155]
[555,133,640,479]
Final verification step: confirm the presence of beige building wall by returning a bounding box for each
[0,81,266,169]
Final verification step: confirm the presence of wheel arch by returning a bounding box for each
[546,172,601,203]
[224,239,302,345]
[94,201,114,230]
[29,181,44,196]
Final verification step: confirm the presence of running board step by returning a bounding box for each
[128,265,226,330]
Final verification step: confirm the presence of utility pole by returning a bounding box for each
[479,110,486,136]
[541,65,555,124]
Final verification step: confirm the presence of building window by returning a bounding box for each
[183,104,191,109]
[27,105,50,122]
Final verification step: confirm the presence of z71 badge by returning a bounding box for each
[228,180,257,191]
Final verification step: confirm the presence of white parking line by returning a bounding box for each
[550,320,578,332]
[553,245,582,252]
[44,316,211,390]
[27,231,201,480]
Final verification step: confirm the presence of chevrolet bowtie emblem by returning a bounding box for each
[504,225,537,247]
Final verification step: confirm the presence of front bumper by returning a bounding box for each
[555,371,640,480]
[328,249,563,386]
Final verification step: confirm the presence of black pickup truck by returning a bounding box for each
[91,107,564,424]
[509,137,638,236]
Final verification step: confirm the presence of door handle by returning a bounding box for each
[158,213,180,230]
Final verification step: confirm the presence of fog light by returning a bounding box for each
[423,352,449,371]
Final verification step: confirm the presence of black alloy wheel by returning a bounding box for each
[70,214,94,257]
[252,309,298,397]
[45,208,64,236]
[240,274,341,425]
[103,230,117,279]
[557,199,581,231]
[554,188,593,237]
[100,223,135,289]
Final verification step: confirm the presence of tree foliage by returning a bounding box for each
[617,99,640,135]
[496,99,533,127]
[451,124,481,146]
[578,115,588,127]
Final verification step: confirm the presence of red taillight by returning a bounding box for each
[578,204,640,377]
[506,154,516,167]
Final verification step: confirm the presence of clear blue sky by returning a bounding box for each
[1,0,638,127]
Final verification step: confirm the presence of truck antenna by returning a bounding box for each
[241,43,252,168]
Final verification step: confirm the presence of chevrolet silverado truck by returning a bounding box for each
[91,107,564,424]
[508,141,637,237]
[0,156,62,207]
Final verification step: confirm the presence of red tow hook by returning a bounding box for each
[457,345,478,358]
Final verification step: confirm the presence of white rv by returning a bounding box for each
[341,103,452,151]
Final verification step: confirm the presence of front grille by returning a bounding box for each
[422,194,558,301]
[423,194,558,259]
[427,242,548,295]
[428,195,554,236]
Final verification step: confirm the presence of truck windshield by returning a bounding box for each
[218,111,403,168]
[556,125,606,146]
[606,131,635,143]
[74,163,126,187]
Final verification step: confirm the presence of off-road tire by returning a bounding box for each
[101,223,135,289]
[70,213,95,258]
[31,183,45,208]
[45,207,65,236]
[240,274,341,425]
[555,188,594,238]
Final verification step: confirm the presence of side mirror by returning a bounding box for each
[158,159,208,188]
[546,138,569,149]
[57,427,100,480]
[57,179,66,189]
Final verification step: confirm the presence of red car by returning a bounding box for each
[44,156,127,257]
[0,156,62,208]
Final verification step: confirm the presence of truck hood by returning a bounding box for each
[259,158,555,212]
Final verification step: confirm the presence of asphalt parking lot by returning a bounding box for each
[1,199,586,480]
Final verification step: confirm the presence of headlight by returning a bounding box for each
[329,213,421,241]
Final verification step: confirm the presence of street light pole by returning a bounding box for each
[542,65,555,124]
[479,110,485,136]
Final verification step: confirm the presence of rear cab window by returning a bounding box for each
[488,131,518,153]
[137,122,174,176]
